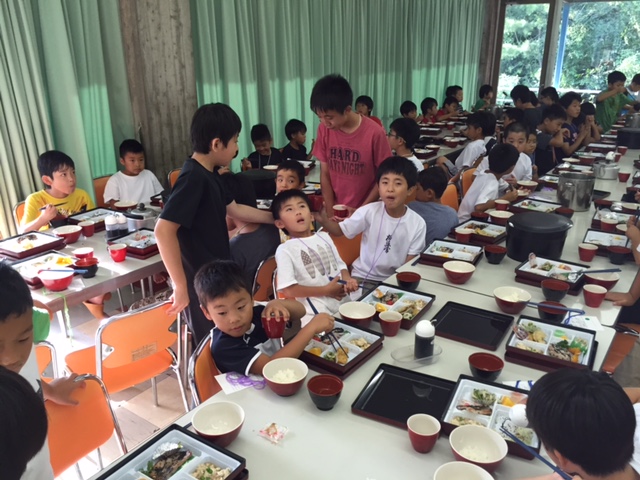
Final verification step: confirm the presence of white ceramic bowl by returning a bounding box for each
[339,301,376,327]
[449,425,508,473]
[192,401,245,447]
[433,461,494,480]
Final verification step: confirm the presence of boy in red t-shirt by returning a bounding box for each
[311,75,392,219]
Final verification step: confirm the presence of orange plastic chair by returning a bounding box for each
[47,374,127,477]
[64,301,190,412]
[188,331,222,406]
[12,201,25,229]
[168,167,182,189]
[330,232,362,269]
[601,324,638,374]
[93,175,110,208]
[441,183,460,211]
[253,256,277,301]
[461,167,477,197]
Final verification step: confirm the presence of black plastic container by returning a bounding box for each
[618,128,640,149]
[506,212,573,262]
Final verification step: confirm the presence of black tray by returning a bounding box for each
[351,363,456,428]
[431,302,514,351]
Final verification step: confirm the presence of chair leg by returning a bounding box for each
[116,288,125,311]
[151,376,159,406]
[74,463,84,480]
[174,366,191,412]
[56,310,70,338]
[97,447,104,470]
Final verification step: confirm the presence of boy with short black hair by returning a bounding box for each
[355,95,383,127]
[457,143,519,222]
[194,259,334,375]
[497,108,525,143]
[409,168,459,245]
[596,71,638,132]
[0,261,86,479]
[281,119,313,161]
[276,160,306,193]
[272,190,358,326]
[21,150,95,233]
[103,139,163,206]
[242,124,284,169]
[156,103,274,343]
[580,101,602,141]
[420,97,439,123]
[558,92,589,156]
[388,117,423,171]
[400,100,418,121]
[311,74,392,217]
[436,96,459,121]
[534,104,568,176]
[315,156,426,286]
[539,86,559,107]
[445,85,465,114]
[510,84,542,133]
[473,84,494,112]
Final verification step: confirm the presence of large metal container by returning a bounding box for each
[625,113,640,129]
[556,171,595,212]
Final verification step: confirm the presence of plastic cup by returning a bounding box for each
[78,220,95,237]
[261,315,286,338]
[583,284,607,308]
[407,414,441,453]
[578,243,598,262]
[619,171,631,183]
[333,204,349,219]
[601,218,618,232]
[308,194,324,212]
[108,243,127,262]
[618,146,628,156]
[378,311,402,337]
[455,228,474,243]
[72,247,94,259]
[495,199,509,211]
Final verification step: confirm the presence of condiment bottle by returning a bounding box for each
[415,320,435,358]
[116,214,128,236]
[104,214,118,240]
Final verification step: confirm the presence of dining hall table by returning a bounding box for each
[90,146,640,479]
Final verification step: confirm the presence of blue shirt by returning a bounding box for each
[408,201,460,245]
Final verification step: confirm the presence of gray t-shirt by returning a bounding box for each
[230,224,281,285]
[408,201,460,245]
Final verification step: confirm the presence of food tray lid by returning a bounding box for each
[67,207,117,223]
[514,255,589,284]
[582,229,629,248]
[0,232,65,259]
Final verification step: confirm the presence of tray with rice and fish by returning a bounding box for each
[0,231,65,260]
[359,284,435,330]
[419,240,483,266]
[447,220,506,245]
[514,254,589,295]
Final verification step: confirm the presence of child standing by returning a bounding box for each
[155,104,274,344]
[400,100,419,121]
[21,151,94,233]
[355,95,384,127]
[103,139,163,206]
[242,124,284,170]
[315,157,426,286]
[420,97,439,123]
[273,190,358,326]
[409,168,459,245]
[194,260,334,375]
[473,84,494,112]
[311,74,392,217]
[281,119,314,161]
[596,71,638,132]
[534,104,567,176]
[457,144,519,222]
[538,86,559,107]
[387,118,423,171]
[436,96,459,121]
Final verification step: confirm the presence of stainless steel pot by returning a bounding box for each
[556,172,595,211]
[593,161,620,180]
[625,113,640,129]
[123,204,158,231]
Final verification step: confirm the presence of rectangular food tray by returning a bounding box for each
[67,207,117,232]
[509,199,560,214]
[514,256,589,295]
[108,228,158,256]
[582,229,629,255]
[447,220,506,245]
[0,232,65,260]
[358,284,435,330]
[419,239,483,266]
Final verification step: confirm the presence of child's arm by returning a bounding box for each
[341,269,359,293]
[596,86,625,103]
[313,208,344,236]
[437,111,456,121]
[547,130,565,148]
[306,139,316,160]
[226,201,274,224]
[42,374,86,405]
[279,276,346,300]
[605,269,640,307]
[320,163,336,213]
[154,218,190,316]
[625,388,640,404]
[475,189,518,212]
[561,125,589,155]
[249,312,335,374]
[20,204,58,233]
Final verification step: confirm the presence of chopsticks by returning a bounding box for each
[306,298,349,359]
[39,203,65,211]
[525,302,585,316]
[499,428,572,480]
[328,276,364,288]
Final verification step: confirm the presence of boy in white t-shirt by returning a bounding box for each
[457,144,519,223]
[0,263,86,480]
[316,156,427,287]
[273,190,359,326]
[104,139,164,206]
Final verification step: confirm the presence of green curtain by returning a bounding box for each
[191,0,486,171]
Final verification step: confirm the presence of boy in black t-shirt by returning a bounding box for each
[534,104,567,177]
[242,124,283,169]
[281,119,314,161]
[155,103,275,344]
[194,260,334,375]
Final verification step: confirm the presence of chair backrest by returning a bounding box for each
[252,256,277,301]
[441,183,460,211]
[97,302,178,373]
[12,201,25,229]
[461,168,477,196]
[93,175,111,208]
[35,341,59,378]
[330,232,362,269]
[188,331,222,406]
[47,375,126,476]
[168,168,182,189]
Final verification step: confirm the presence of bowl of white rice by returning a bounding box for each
[262,357,309,397]
[449,425,508,473]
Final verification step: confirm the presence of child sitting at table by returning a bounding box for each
[21,150,94,233]
[539,86,559,107]
[242,124,283,170]
[534,104,567,176]
[596,71,638,133]
[446,85,466,114]
[510,85,542,134]
[525,131,537,165]
[436,96,459,121]
[355,95,383,127]
[387,117,423,171]
[194,259,334,375]
[276,160,306,194]
[420,97,438,124]
[473,84,494,112]
[281,119,314,161]
[497,107,525,144]
[457,143,519,222]
[314,156,426,288]
[557,92,590,157]
[409,168,459,245]
[103,139,163,206]
[400,100,419,122]
[476,122,534,186]
[580,101,603,140]
[0,262,86,479]
[272,190,359,326]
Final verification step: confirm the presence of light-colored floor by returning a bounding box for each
[48,283,187,480]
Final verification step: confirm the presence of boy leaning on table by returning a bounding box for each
[0,262,86,480]
[596,70,639,133]
[194,259,334,375]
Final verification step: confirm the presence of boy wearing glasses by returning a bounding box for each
[387,117,423,171]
